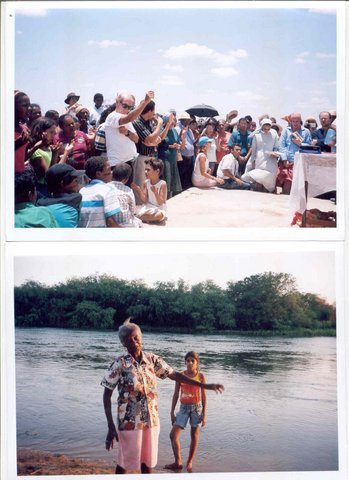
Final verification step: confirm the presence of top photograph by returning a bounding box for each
[3,1,345,241]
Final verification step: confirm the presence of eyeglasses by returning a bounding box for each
[121,103,134,111]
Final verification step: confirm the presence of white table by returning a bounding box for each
[289,152,336,225]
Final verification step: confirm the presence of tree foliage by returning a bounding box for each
[14,273,336,334]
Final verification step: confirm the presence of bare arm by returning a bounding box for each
[200,374,207,426]
[168,371,224,393]
[103,388,118,450]
[131,181,148,204]
[170,381,180,424]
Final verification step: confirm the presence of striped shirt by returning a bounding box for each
[78,179,121,228]
[132,116,158,157]
[94,123,107,153]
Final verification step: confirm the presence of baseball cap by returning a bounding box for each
[45,164,84,187]
[198,136,213,147]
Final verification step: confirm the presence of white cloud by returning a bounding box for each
[295,52,310,64]
[16,30,23,35]
[322,80,336,86]
[159,75,184,86]
[88,40,127,48]
[164,64,184,73]
[211,67,238,78]
[316,53,336,59]
[16,9,49,16]
[161,43,248,67]
[308,9,336,15]
[237,91,268,102]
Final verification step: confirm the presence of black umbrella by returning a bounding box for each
[186,104,219,118]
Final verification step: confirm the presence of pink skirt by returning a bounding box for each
[117,426,160,471]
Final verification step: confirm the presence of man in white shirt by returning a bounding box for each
[104,90,155,181]
[89,93,104,126]
[217,144,251,190]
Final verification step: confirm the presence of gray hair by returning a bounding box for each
[116,92,135,104]
[118,318,141,344]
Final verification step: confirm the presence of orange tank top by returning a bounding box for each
[180,371,203,405]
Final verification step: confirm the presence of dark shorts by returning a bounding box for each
[175,403,202,429]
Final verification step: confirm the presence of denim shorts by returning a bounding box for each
[175,403,203,429]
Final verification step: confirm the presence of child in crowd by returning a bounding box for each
[131,158,167,223]
[165,351,206,473]
[110,163,143,227]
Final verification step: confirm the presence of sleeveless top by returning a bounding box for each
[180,371,203,405]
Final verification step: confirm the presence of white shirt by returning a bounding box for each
[217,153,239,179]
[89,104,104,126]
[105,111,137,166]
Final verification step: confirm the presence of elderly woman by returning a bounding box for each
[241,118,280,193]
[101,319,224,474]
[53,114,91,170]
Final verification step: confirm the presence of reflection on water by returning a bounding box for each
[15,328,338,472]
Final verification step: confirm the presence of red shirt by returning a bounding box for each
[180,371,203,405]
[54,130,90,170]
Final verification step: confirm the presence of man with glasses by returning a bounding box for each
[105,90,154,181]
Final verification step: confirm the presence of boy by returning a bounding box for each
[110,163,143,227]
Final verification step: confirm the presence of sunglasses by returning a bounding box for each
[121,103,134,111]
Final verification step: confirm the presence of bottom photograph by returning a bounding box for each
[4,243,346,479]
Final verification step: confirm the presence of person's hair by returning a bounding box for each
[319,111,331,120]
[30,117,56,144]
[116,92,135,104]
[245,115,252,123]
[141,100,155,115]
[112,163,132,182]
[230,143,241,150]
[271,124,280,134]
[145,158,164,176]
[238,117,248,124]
[118,318,141,345]
[94,93,103,102]
[15,170,36,203]
[14,91,30,121]
[185,351,200,372]
[58,114,74,129]
[99,103,116,124]
[85,156,108,180]
[45,110,59,123]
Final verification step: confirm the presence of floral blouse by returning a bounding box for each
[101,351,173,431]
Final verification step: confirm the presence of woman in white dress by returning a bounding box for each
[192,137,224,188]
[241,118,280,192]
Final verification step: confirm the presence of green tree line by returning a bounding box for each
[14,272,336,334]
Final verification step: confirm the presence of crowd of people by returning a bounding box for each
[14,89,337,228]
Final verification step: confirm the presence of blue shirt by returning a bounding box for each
[227,130,252,156]
[279,126,312,162]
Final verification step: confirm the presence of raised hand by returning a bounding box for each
[145,90,155,102]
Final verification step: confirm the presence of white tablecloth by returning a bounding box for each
[289,152,336,213]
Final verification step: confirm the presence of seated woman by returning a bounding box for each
[192,136,224,188]
[241,118,280,193]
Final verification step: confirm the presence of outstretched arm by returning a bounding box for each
[103,388,118,450]
[168,371,224,393]
[170,381,180,424]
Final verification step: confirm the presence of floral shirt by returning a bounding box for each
[101,351,174,431]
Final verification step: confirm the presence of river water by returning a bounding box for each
[15,328,338,473]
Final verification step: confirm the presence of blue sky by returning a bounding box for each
[11,2,339,124]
